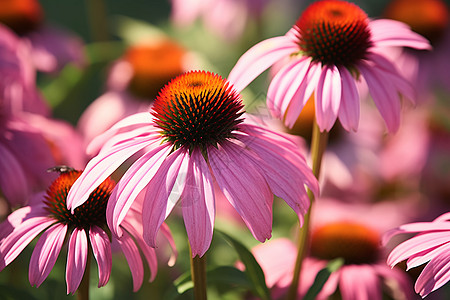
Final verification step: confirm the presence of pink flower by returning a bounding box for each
[228,0,431,132]
[0,168,176,294]
[384,212,450,298]
[67,70,318,257]
[78,38,194,146]
[0,0,85,73]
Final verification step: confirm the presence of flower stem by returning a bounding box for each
[189,246,208,300]
[285,120,329,300]
[77,246,92,300]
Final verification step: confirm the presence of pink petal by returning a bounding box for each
[415,242,450,297]
[209,141,273,242]
[284,62,322,128]
[387,231,450,267]
[383,222,450,245]
[337,66,360,131]
[66,228,88,294]
[369,19,431,50]
[182,150,215,257]
[142,150,189,247]
[160,223,178,267]
[339,265,381,300]
[358,62,401,133]
[0,217,54,269]
[89,226,112,287]
[228,36,299,92]
[0,144,29,206]
[29,223,67,287]
[435,212,450,222]
[107,143,172,237]
[315,65,341,132]
[0,202,46,241]
[66,134,158,211]
[115,230,144,292]
[267,56,310,118]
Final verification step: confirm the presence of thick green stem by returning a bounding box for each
[285,120,329,300]
[77,246,92,300]
[189,246,207,300]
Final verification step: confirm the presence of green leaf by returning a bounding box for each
[216,230,272,300]
[164,266,253,300]
[303,258,344,300]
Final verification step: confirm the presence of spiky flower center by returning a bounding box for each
[152,71,244,152]
[295,0,372,67]
[0,0,43,35]
[125,40,187,100]
[310,221,380,264]
[44,168,115,230]
[384,0,449,45]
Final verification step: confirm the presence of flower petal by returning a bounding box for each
[115,230,144,292]
[228,36,299,92]
[369,19,431,50]
[0,217,54,269]
[29,223,67,287]
[340,265,381,300]
[0,144,29,206]
[106,143,172,237]
[66,228,88,294]
[182,149,215,257]
[315,65,341,132]
[89,226,112,287]
[142,150,189,247]
[337,66,360,131]
[209,141,273,242]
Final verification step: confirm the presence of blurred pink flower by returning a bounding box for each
[228,0,431,132]
[67,71,318,257]
[170,0,269,40]
[384,212,450,298]
[78,38,194,146]
[0,0,85,73]
[0,168,176,294]
[382,0,450,100]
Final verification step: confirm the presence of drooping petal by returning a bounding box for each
[382,222,450,245]
[0,202,46,241]
[209,141,273,242]
[358,62,401,132]
[182,149,215,257]
[67,134,158,211]
[0,217,54,270]
[228,36,299,92]
[114,230,144,292]
[66,228,88,294]
[387,231,450,267]
[337,66,360,131]
[339,265,381,300]
[369,19,431,50]
[0,144,29,206]
[29,223,67,287]
[415,242,450,297]
[142,150,189,247]
[159,223,178,266]
[106,143,172,237]
[89,226,112,287]
[315,65,341,132]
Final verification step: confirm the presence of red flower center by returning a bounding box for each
[295,0,372,67]
[384,0,449,45]
[310,221,380,264]
[152,71,244,152]
[44,168,116,230]
[0,0,43,35]
[125,40,187,100]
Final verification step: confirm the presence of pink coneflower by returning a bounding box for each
[67,70,318,257]
[0,168,176,294]
[384,212,450,298]
[78,38,194,145]
[0,0,85,73]
[228,0,431,132]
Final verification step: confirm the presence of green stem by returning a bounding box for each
[285,120,329,300]
[77,245,92,300]
[189,246,207,300]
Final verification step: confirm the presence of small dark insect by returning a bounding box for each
[46,165,76,174]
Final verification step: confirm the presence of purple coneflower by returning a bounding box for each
[384,212,450,298]
[0,168,175,294]
[228,0,431,132]
[67,70,318,257]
